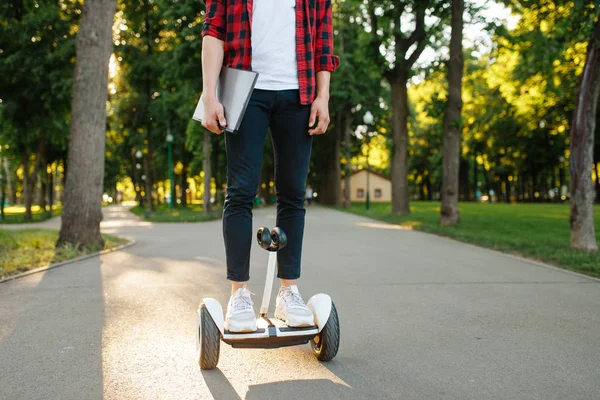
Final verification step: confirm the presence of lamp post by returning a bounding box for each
[166,131,174,211]
[135,150,143,205]
[363,111,374,211]
[0,156,4,222]
[0,145,8,221]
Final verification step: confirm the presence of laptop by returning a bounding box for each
[193,67,259,133]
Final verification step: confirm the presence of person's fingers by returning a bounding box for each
[217,107,227,129]
[203,109,225,134]
[310,113,329,135]
[308,105,318,128]
[316,118,328,134]
[206,116,220,134]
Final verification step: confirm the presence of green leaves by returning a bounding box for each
[0,0,77,161]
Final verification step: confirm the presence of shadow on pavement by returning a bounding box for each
[202,368,357,400]
[0,257,105,400]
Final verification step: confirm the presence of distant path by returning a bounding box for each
[1,205,599,399]
[0,214,62,230]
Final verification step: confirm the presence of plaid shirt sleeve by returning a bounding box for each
[315,0,340,73]
[202,0,227,41]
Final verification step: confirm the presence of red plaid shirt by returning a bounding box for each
[202,0,340,105]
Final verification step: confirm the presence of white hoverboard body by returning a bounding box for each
[196,228,340,369]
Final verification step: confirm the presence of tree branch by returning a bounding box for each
[406,37,428,68]
[406,0,427,49]
[368,1,385,66]
[405,1,429,69]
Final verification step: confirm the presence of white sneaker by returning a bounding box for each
[275,285,315,327]
[225,286,257,332]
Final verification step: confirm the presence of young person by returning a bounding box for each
[201,0,339,332]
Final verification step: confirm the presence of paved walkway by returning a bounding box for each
[1,205,599,399]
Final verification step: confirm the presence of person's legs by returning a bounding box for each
[269,90,315,327]
[223,90,273,284]
[223,90,273,331]
[269,90,312,281]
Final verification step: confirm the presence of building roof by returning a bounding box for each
[349,168,391,182]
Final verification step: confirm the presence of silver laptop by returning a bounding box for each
[193,67,259,133]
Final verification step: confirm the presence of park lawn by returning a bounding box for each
[336,202,600,278]
[129,203,222,223]
[0,229,129,279]
[0,205,63,224]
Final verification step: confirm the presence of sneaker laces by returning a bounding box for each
[232,287,254,312]
[283,288,307,309]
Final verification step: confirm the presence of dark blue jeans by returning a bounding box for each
[223,89,312,282]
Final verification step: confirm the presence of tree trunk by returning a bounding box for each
[132,154,142,205]
[390,76,410,215]
[460,158,469,200]
[159,180,164,204]
[143,12,154,213]
[212,139,224,205]
[483,164,491,200]
[559,165,565,200]
[425,173,432,201]
[551,167,557,201]
[0,163,5,221]
[40,169,47,211]
[57,0,116,249]
[144,142,154,212]
[569,17,600,251]
[203,130,212,216]
[320,114,342,206]
[332,117,342,206]
[2,157,13,206]
[473,155,478,200]
[440,0,464,225]
[181,164,188,207]
[22,140,43,220]
[47,165,54,215]
[38,148,47,212]
[595,161,600,203]
[343,115,351,208]
[22,150,32,220]
[0,156,5,220]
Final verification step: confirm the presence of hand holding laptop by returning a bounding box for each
[193,67,259,134]
[201,96,227,134]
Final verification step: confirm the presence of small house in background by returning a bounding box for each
[341,169,392,203]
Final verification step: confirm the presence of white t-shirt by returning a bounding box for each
[251,0,299,90]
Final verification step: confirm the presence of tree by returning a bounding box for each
[311,0,384,207]
[203,130,211,215]
[58,0,117,248]
[367,0,448,215]
[440,0,464,225]
[0,0,77,219]
[569,16,600,251]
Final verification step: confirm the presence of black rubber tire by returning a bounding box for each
[271,227,287,249]
[257,227,272,249]
[199,304,220,370]
[311,302,340,361]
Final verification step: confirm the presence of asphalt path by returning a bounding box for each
[1,205,599,399]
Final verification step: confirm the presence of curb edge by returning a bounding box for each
[0,239,137,284]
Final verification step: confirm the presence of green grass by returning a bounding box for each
[0,229,129,279]
[129,203,222,223]
[335,201,600,278]
[0,205,63,224]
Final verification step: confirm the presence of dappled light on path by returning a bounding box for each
[3,206,600,399]
[355,221,418,230]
